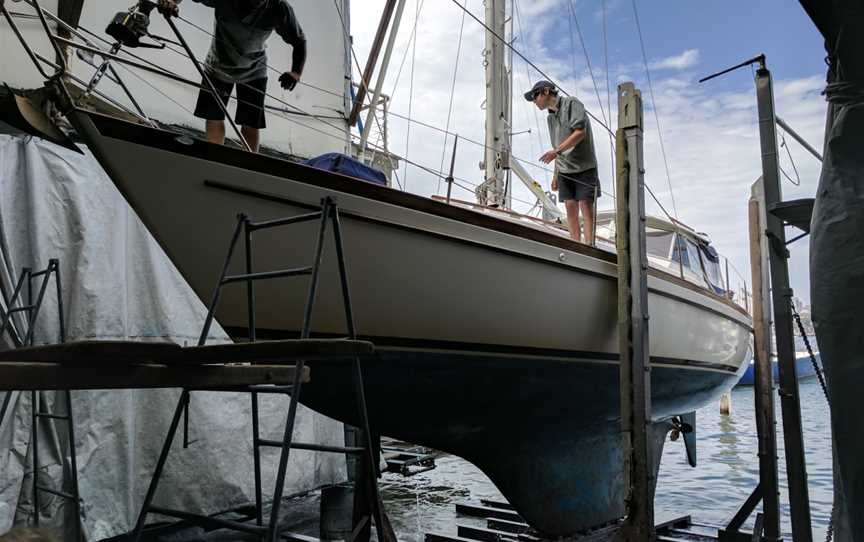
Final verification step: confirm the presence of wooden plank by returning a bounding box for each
[455,503,522,523]
[458,525,520,542]
[486,519,531,535]
[479,499,516,511]
[0,340,181,364]
[181,339,374,365]
[0,362,309,391]
[0,339,373,366]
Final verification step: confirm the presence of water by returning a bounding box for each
[377,377,834,541]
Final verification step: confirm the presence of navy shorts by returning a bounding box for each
[558,169,601,201]
[194,76,268,129]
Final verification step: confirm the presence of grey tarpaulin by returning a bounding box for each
[0,134,346,540]
[804,1,864,540]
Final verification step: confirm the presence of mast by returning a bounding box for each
[477,0,510,208]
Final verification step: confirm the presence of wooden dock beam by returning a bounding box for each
[615,82,654,540]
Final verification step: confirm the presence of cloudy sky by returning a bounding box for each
[347,0,828,303]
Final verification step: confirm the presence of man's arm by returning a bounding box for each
[540,129,584,164]
[275,3,307,81]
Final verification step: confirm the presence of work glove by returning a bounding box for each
[279,72,300,91]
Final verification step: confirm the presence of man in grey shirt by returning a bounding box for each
[525,81,600,244]
[158,0,307,152]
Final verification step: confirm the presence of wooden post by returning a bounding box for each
[616,82,653,540]
[755,61,813,541]
[748,189,782,541]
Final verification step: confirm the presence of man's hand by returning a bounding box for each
[279,72,301,91]
[157,0,180,17]
[551,175,558,192]
[540,149,558,164]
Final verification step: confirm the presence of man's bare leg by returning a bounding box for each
[241,125,260,153]
[564,199,582,242]
[579,199,595,245]
[205,120,226,145]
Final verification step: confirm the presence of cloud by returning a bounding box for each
[649,49,700,70]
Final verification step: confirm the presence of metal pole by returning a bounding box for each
[446,135,459,204]
[748,193,781,541]
[483,0,507,206]
[755,60,813,542]
[616,82,653,539]
[359,0,409,156]
[161,15,251,152]
[776,116,823,162]
[32,390,40,527]
[348,0,399,126]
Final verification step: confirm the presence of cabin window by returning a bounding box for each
[671,235,689,267]
[646,231,674,258]
[700,246,725,293]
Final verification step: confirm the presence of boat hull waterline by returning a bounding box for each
[70,110,752,535]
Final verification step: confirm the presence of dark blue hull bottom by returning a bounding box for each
[300,351,740,536]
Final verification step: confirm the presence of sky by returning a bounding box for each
[347,0,828,304]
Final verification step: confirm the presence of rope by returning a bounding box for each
[780,134,802,186]
[630,0,678,220]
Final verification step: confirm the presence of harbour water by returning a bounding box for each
[377,377,834,540]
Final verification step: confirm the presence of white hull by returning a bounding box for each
[72,111,750,372]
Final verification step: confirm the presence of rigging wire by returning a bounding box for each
[449,0,615,137]
[566,0,617,214]
[513,0,550,185]
[43,0,614,201]
[332,0,393,152]
[402,0,422,190]
[630,0,679,220]
[170,1,611,197]
[566,0,609,129]
[386,0,428,102]
[436,0,469,193]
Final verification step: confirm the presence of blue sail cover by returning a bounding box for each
[302,153,388,186]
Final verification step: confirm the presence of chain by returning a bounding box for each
[790,303,829,402]
[789,302,833,542]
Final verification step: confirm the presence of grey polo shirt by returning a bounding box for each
[547,96,597,174]
[193,0,306,84]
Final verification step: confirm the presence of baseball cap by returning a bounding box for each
[524,80,556,101]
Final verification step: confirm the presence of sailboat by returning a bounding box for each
[1,0,752,535]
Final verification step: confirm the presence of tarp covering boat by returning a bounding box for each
[0,135,346,540]
[302,153,388,186]
[803,0,864,539]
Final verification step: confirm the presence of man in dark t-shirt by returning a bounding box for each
[158,0,307,152]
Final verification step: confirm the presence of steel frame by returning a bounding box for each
[131,198,394,542]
